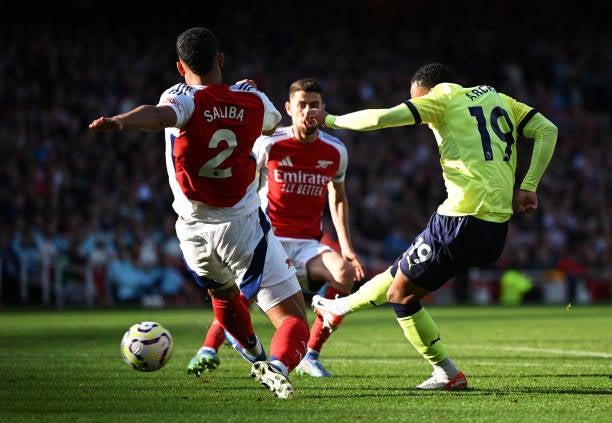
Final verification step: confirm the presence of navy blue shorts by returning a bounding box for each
[395,213,508,292]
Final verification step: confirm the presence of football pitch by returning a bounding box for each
[1,304,610,422]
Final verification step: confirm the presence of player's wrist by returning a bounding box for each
[114,117,124,130]
[324,114,336,127]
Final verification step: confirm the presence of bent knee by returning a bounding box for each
[266,291,308,325]
[386,286,403,304]
[387,284,426,304]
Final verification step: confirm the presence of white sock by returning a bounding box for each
[433,356,460,378]
[306,348,319,358]
[329,296,352,316]
[270,359,288,376]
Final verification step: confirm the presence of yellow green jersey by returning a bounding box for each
[324,83,557,223]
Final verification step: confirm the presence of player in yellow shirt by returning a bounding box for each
[305,63,557,390]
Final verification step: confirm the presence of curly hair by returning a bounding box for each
[176,27,219,76]
[411,63,457,88]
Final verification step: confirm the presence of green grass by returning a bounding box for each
[1,305,610,422]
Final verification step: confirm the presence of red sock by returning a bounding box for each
[324,285,347,299]
[238,293,250,308]
[269,316,309,372]
[307,285,347,351]
[307,315,330,351]
[202,319,226,350]
[211,293,254,347]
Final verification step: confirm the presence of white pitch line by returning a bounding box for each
[499,346,612,358]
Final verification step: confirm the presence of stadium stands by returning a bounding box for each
[1,3,609,306]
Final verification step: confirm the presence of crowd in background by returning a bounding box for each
[1,2,610,307]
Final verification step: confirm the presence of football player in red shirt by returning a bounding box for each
[188,78,365,378]
[89,27,308,399]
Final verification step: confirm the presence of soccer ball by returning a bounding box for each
[120,321,173,372]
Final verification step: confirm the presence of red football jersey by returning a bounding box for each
[161,82,281,220]
[253,126,348,239]
[173,84,265,206]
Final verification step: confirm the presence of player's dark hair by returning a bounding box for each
[289,78,324,98]
[411,63,457,88]
[176,27,219,76]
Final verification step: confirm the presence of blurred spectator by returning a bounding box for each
[557,233,590,304]
[153,251,202,306]
[59,238,88,304]
[107,247,154,304]
[500,269,534,306]
[499,249,535,306]
[0,227,21,305]
[10,228,40,301]
[87,238,115,306]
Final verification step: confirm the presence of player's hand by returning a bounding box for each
[304,108,328,128]
[89,116,123,132]
[236,78,257,89]
[344,252,366,282]
[515,190,538,215]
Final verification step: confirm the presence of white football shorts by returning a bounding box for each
[277,237,334,288]
[176,208,301,311]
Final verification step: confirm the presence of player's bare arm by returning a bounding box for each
[89,105,176,132]
[236,78,257,88]
[327,181,366,281]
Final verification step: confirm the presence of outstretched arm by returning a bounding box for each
[305,104,414,131]
[304,108,330,128]
[89,104,177,132]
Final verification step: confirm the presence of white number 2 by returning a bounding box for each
[198,129,237,178]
